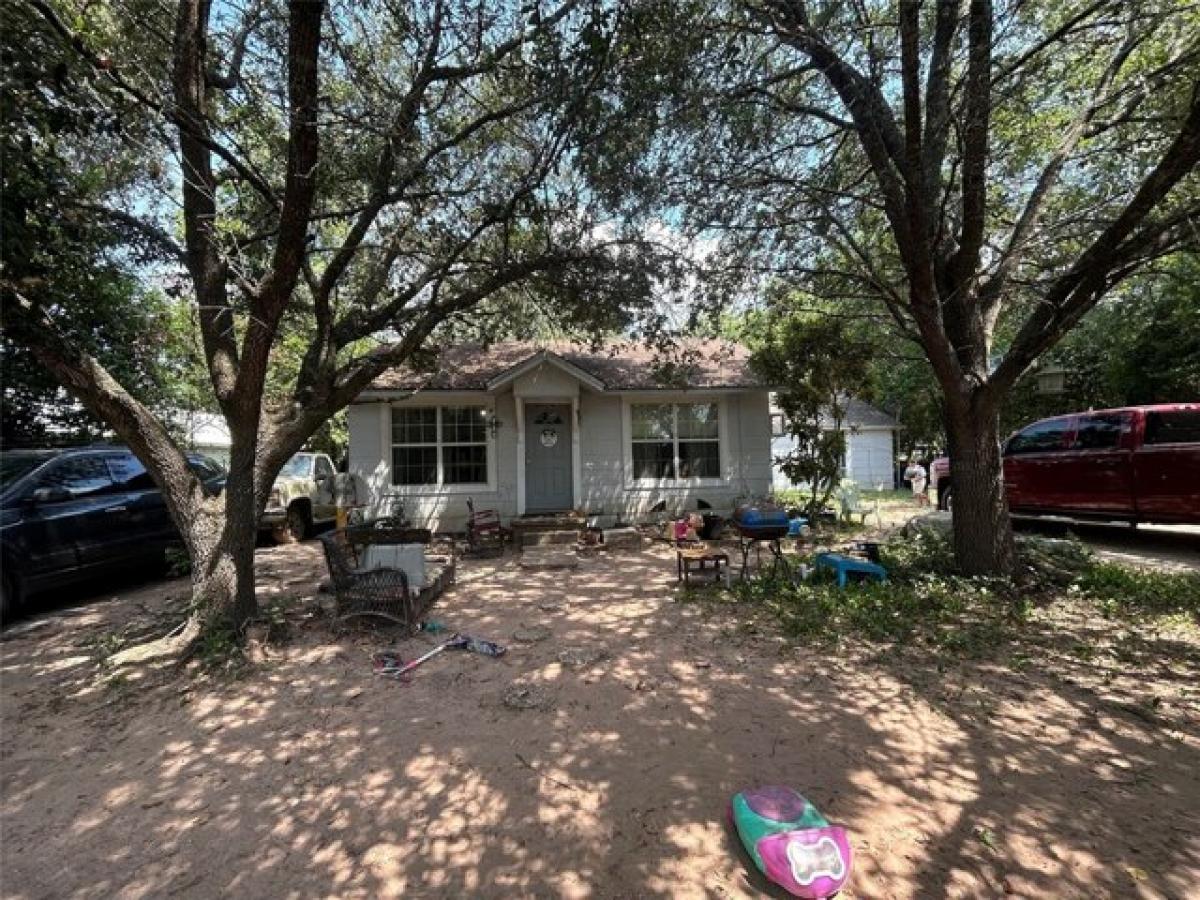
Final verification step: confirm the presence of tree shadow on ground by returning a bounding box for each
[1,543,1197,898]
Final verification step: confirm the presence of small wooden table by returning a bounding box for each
[677,546,731,586]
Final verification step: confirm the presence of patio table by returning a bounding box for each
[677,546,731,586]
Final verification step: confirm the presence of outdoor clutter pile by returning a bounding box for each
[373,625,506,683]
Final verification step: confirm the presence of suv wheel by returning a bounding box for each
[1,570,20,623]
[274,505,311,544]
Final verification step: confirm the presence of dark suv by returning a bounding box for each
[0,446,226,620]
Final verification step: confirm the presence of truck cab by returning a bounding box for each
[260,452,338,543]
[934,404,1200,525]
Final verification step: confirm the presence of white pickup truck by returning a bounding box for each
[260,452,338,543]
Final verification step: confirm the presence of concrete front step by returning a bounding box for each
[520,529,581,548]
[511,513,586,542]
[519,547,580,570]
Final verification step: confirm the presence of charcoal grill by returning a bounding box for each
[731,504,791,579]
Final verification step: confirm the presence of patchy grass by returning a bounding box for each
[164,546,192,578]
[726,527,1198,658]
[1071,562,1200,620]
[862,488,914,502]
[81,630,129,663]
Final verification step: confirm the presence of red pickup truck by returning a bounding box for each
[930,404,1200,525]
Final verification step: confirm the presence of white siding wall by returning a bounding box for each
[771,427,896,491]
[847,429,895,488]
[347,395,519,532]
[349,388,775,532]
[578,391,773,523]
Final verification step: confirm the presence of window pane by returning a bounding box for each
[631,404,674,440]
[392,408,437,444]
[392,446,437,485]
[632,442,675,479]
[1073,414,1128,450]
[1006,419,1068,455]
[38,456,113,497]
[106,454,156,490]
[1145,411,1200,445]
[679,440,720,478]
[677,403,719,439]
[442,406,487,444]
[443,445,487,484]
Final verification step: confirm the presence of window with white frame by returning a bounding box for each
[391,406,489,486]
[630,402,721,480]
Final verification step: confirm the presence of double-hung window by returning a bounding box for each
[630,402,721,480]
[392,406,489,487]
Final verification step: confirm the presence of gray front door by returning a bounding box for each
[525,403,573,512]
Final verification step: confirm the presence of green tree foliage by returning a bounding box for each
[998,252,1200,433]
[4,0,666,636]
[591,0,1200,576]
[751,315,874,517]
[0,4,177,445]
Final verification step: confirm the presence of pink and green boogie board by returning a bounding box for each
[728,785,852,898]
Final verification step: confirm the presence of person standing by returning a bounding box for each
[904,458,929,506]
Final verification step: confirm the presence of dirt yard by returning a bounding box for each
[2,516,1198,898]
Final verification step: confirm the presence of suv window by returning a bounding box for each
[1006,419,1070,455]
[1144,410,1200,445]
[188,457,225,482]
[1073,413,1129,451]
[37,455,114,498]
[106,454,156,490]
[314,456,334,479]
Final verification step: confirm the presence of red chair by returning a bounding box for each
[466,497,505,556]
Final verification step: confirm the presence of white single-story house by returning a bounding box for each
[770,396,897,491]
[347,340,774,532]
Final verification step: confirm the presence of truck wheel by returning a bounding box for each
[274,505,311,544]
[938,485,953,512]
[0,570,21,623]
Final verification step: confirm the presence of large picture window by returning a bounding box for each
[631,402,720,480]
[392,406,489,486]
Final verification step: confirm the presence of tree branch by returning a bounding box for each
[991,81,1200,394]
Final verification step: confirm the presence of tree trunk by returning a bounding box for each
[185,442,262,628]
[944,394,1016,577]
[190,518,258,627]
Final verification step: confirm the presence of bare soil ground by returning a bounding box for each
[2,508,1198,898]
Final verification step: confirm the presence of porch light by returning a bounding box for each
[483,408,502,436]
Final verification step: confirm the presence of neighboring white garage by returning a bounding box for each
[770,396,898,491]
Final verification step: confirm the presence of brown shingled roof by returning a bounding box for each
[363,340,762,393]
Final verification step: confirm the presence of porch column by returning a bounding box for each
[571,394,582,513]
[515,397,526,516]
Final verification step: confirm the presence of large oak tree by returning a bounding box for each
[601,0,1200,575]
[3,0,657,640]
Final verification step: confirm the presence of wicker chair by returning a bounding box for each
[320,526,454,629]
